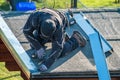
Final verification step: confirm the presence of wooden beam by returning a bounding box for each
[0,52,14,62]
[0,39,26,80]
[5,61,20,71]
[34,78,98,80]
[0,40,14,62]
[21,70,30,80]
[0,38,2,43]
[32,77,120,80]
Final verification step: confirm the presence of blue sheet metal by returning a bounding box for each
[89,33,111,80]
[66,12,112,80]
[74,13,112,80]
[73,13,112,53]
[0,15,39,75]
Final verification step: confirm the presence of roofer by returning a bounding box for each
[23,8,86,72]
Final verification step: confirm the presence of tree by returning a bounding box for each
[115,0,120,3]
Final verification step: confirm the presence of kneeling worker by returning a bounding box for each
[23,8,86,72]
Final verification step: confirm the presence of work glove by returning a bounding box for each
[39,64,48,72]
[36,48,45,60]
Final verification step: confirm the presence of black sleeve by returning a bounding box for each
[23,13,42,50]
[51,27,64,57]
[43,27,64,68]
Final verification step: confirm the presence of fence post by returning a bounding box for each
[71,0,77,8]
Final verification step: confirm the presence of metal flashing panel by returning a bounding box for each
[73,13,112,53]
[65,12,112,80]
[89,33,111,80]
[73,12,112,80]
[0,15,39,77]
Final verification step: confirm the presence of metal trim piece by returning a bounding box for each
[0,15,39,78]
[65,12,112,80]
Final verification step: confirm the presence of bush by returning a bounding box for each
[0,1,10,11]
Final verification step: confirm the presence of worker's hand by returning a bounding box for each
[39,64,48,72]
[36,48,45,60]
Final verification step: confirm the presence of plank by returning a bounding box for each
[5,61,20,71]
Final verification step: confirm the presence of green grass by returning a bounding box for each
[79,0,120,8]
[34,0,71,9]
[34,0,120,9]
[0,0,120,11]
[0,63,23,80]
[0,0,10,11]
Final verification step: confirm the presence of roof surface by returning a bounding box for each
[1,8,120,77]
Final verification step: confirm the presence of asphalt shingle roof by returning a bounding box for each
[1,8,120,77]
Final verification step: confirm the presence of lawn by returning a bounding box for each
[0,0,120,10]
[31,0,120,9]
[0,0,120,80]
[0,63,23,80]
[79,0,120,8]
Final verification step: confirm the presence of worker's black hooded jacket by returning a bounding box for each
[23,8,67,67]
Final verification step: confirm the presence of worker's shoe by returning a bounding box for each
[72,31,86,47]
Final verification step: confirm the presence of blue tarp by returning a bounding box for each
[16,2,36,11]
